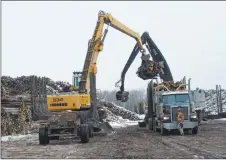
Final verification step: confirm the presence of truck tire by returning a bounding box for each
[80,124,89,143]
[160,124,167,135]
[39,126,49,145]
[138,121,146,127]
[192,126,198,135]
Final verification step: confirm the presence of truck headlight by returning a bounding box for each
[163,116,169,120]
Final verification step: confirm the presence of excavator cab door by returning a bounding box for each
[72,72,82,88]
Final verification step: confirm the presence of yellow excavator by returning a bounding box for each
[47,11,146,112]
[39,10,149,145]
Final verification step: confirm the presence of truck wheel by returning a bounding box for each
[160,125,167,135]
[80,124,89,143]
[138,121,146,127]
[88,124,94,138]
[39,126,49,145]
[192,126,198,135]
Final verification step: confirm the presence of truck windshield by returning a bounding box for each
[162,94,189,104]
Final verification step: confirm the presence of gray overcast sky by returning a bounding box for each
[2,1,226,90]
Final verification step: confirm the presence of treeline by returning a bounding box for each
[97,89,147,112]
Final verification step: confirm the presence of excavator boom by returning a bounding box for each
[79,10,146,92]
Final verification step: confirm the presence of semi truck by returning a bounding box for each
[139,77,199,135]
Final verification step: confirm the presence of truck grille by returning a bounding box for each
[172,106,188,121]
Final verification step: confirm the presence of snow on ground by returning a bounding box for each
[218,118,226,121]
[1,133,38,142]
[109,117,139,129]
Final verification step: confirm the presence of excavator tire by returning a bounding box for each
[88,124,94,137]
[39,126,50,145]
[80,124,89,143]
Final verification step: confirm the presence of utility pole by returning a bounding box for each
[216,85,219,114]
[219,85,222,113]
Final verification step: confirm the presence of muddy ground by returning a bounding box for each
[1,119,226,159]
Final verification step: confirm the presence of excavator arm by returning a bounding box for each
[79,10,146,92]
[115,32,174,102]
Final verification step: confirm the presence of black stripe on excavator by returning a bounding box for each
[119,32,173,92]
[50,103,68,107]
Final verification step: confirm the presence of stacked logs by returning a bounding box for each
[1,76,74,97]
[1,101,30,136]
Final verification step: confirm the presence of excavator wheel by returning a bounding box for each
[80,124,89,143]
[88,124,94,137]
[39,126,50,145]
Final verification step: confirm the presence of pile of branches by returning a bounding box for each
[98,100,140,121]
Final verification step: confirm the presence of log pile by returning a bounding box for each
[1,101,30,136]
[1,76,73,97]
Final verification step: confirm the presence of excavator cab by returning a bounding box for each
[72,71,82,88]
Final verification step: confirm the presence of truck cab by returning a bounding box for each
[156,85,198,135]
[160,91,198,123]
